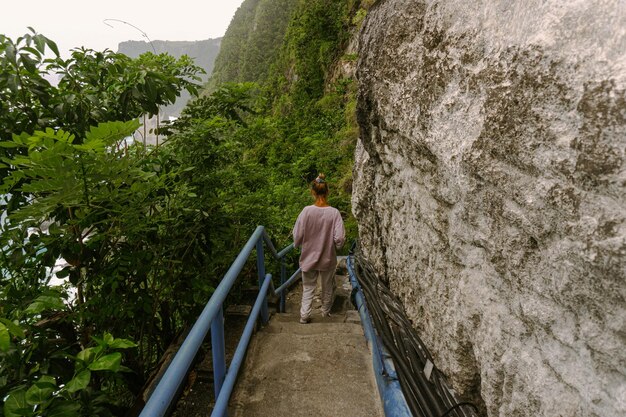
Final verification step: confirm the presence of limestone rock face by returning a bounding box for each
[352,1,625,416]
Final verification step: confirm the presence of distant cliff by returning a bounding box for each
[206,0,298,90]
[353,1,625,416]
[118,38,221,116]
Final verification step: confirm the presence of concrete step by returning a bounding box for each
[228,268,383,417]
[264,315,364,335]
[264,310,363,335]
[229,322,383,417]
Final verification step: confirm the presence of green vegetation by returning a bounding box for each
[207,0,298,90]
[205,0,367,238]
[1,0,369,413]
[0,31,212,416]
[118,38,221,117]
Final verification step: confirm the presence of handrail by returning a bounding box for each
[212,273,273,415]
[139,226,299,417]
[273,268,301,295]
[276,242,294,259]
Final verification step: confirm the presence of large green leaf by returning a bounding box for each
[25,375,56,405]
[20,53,37,73]
[4,389,34,417]
[76,346,101,366]
[88,352,122,372]
[64,370,91,393]
[32,34,46,54]
[103,332,114,345]
[83,120,140,147]
[0,318,25,339]
[47,401,81,417]
[25,294,65,315]
[45,37,60,57]
[108,338,137,349]
[0,323,9,352]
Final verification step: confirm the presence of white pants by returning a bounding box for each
[300,269,335,319]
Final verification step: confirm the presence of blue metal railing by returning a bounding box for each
[139,226,300,417]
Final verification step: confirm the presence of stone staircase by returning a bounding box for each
[228,273,384,417]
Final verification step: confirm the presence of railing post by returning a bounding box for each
[211,307,226,406]
[256,237,269,323]
[280,259,286,313]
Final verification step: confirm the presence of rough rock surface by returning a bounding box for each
[352,1,625,416]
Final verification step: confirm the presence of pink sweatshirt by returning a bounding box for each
[293,205,345,272]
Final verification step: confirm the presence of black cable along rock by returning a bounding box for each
[350,244,480,417]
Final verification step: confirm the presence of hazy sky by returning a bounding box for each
[1,0,245,57]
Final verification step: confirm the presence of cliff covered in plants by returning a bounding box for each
[197,0,369,238]
[206,0,297,89]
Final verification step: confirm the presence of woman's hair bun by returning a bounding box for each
[312,173,329,194]
[314,173,327,184]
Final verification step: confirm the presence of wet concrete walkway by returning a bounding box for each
[228,271,384,417]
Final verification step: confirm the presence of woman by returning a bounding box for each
[293,173,345,324]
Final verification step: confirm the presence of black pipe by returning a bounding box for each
[356,260,445,417]
[352,251,479,417]
[440,402,480,417]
